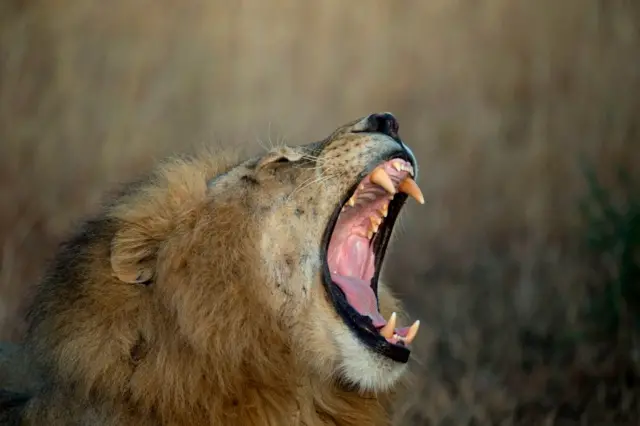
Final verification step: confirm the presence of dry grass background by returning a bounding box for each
[1,0,640,424]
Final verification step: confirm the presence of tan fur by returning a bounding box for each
[18,114,414,425]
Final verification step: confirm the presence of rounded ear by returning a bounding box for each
[111,226,157,284]
[256,146,303,169]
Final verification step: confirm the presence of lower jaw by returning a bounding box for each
[322,275,411,364]
[334,344,409,393]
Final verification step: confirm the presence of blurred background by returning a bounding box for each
[1,0,639,424]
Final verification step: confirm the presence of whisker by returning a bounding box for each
[266,122,276,150]
[288,174,329,197]
[291,157,332,170]
[255,137,270,153]
[288,170,344,200]
[297,155,329,166]
[299,153,325,161]
[299,173,341,195]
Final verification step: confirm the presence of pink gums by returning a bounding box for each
[326,159,413,341]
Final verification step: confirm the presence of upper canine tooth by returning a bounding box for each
[398,177,425,204]
[370,167,396,194]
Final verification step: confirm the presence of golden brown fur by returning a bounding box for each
[9,114,415,425]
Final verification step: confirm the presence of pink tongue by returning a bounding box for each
[331,275,386,328]
[326,209,386,328]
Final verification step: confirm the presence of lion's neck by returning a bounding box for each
[150,374,391,426]
[28,316,394,425]
[138,332,392,425]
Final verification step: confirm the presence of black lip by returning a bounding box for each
[320,149,414,364]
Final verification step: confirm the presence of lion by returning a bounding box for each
[0,112,425,425]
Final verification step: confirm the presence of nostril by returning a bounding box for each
[366,113,399,139]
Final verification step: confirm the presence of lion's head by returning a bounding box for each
[199,112,422,390]
[24,112,423,423]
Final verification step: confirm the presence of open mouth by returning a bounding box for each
[322,154,424,364]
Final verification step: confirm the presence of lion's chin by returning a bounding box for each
[332,325,408,392]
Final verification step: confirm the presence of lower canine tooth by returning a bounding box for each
[405,320,420,344]
[379,312,397,339]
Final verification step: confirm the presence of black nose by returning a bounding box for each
[364,112,400,140]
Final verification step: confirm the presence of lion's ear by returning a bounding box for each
[110,226,157,284]
[256,146,303,169]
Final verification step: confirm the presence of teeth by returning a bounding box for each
[370,215,382,228]
[379,314,420,345]
[405,320,420,344]
[379,312,397,339]
[370,167,396,195]
[367,215,383,239]
[392,161,415,176]
[379,204,388,217]
[347,196,356,207]
[398,177,425,204]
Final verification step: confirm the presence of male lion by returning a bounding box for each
[0,113,424,425]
